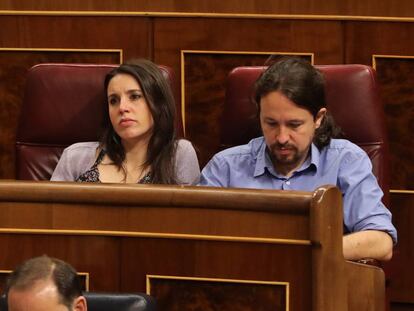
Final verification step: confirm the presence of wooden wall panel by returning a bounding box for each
[0,50,120,179]
[1,0,414,17]
[374,57,414,190]
[0,9,413,311]
[0,15,151,57]
[345,22,414,190]
[183,52,312,166]
[387,192,414,304]
[0,15,150,179]
[154,18,343,69]
[154,18,342,165]
[148,277,288,311]
[0,234,120,291]
[121,239,312,311]
[345,22,414,65]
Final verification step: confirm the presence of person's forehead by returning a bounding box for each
[260,91,313,119]
[8,279,61,304]
[109,73,140,88]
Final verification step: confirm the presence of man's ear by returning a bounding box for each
[73,296,87,311]
[315,108,327,129]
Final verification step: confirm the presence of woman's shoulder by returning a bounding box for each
[174,139,200,185]
[63,141,100,153]
[175,139,195,152]
[51,142,100,181]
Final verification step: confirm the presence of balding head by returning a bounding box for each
[5,256,86,311]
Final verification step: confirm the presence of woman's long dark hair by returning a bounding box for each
[100,59,177,184]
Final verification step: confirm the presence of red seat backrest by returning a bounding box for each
[16,63,180,180]
[222,65,390,205]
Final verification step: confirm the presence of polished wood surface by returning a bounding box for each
[1,0,414,18]
[0,181,383,311]
[346,261,385,311]
[0,50,120,179]
[374,58,414,190]
[387,192,414,303]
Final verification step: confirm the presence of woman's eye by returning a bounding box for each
[108,97,118,105]
[130,93,142,100]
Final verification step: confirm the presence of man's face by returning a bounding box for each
[259,91,325,176]
[8,279,86,311]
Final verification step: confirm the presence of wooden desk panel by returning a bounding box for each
[0,181,383,311]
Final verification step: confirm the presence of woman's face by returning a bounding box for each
[107,73,154,145]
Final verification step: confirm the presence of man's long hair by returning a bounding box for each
[254,57,342,149]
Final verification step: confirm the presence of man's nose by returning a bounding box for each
[276,127,290,144]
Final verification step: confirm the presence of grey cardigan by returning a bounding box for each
[50,140,200,185]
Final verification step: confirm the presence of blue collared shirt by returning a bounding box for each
[199,137,397,243]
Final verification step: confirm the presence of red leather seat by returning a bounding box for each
[222,64,390,205]
[16,63,180,180]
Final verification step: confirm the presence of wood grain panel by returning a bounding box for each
[154,18,342,166]
[148,276,287,311]
[0,50,120,179]
[345,22,414,65]
[182,52,312,166]
[0,234,120,291]
[121,238,311,311]
[391,303,414,311]
[345,22,414,190]
[1,0,414,17]
[0,15,150,179]
[373,57,414,190]
[387,191,414,303]
[0,16,150,55]
[0,270,89,292]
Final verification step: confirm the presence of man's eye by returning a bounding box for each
[289,122,302,129]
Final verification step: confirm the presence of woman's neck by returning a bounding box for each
[122,138,149,169]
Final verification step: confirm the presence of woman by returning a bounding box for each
[51,59,200,184]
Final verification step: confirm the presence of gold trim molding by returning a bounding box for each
[180,50,314,135]
[1,10,414,23]
[146,274,289,311]
[372,54,414,69]
[0,228,312,246]
[390,189,414,194]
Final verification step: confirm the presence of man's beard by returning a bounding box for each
[268,142,304,168]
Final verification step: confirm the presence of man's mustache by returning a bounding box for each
[270,143,296,150]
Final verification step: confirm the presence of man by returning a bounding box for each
[200,57,397,261]
[5,255,87,311]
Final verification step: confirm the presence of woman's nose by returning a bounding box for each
[119,97,130,112]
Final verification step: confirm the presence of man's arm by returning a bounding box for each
[343,230,393,261]
[198,154,229,187]
[337,142,397,261]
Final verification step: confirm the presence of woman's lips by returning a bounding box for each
[119,119,136,127]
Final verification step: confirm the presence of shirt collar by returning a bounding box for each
[253,139,268,177]
[308,143,321,171]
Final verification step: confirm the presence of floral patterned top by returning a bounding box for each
[76,149,152,184]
